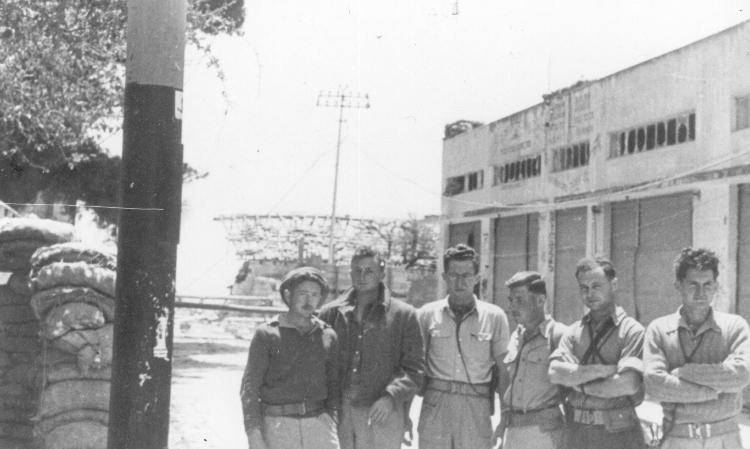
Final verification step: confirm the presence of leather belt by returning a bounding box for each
[507,406,563,428]
[570,407,624,426]
[426,378,490,397]
[262,400,326,417]
[668,418,738,439]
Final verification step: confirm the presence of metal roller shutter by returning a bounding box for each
[493,214,539,313]
[554,207,587,325]
[737,184,750,323]
[610,193,693,325]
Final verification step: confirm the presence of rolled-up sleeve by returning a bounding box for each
[673,317,750,393]
[384,307,425,404]
[643,322,718,403]
[617,321,644,374]
[240,329,270,433]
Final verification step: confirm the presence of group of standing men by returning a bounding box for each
[241,244,750,449]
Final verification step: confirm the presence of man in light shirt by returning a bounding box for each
[644,247,750,449]
[417,244,510,449]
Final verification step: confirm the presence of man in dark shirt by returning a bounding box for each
[318,246,424,449]
[240,267,340,449]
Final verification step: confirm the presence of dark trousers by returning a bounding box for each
[564,421,645,449]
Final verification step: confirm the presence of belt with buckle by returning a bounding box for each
[507,405,563,428]
[570,407,608,425]
[669,418,738,439]
[426,378,490,397]
[262,400,326,417]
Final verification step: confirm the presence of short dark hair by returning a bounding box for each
[574,256,616,280]
[443,244,479,273]
[505,271,546,295]
[674,247,719,281]
[279,267,330,305]
[350,246,386,270]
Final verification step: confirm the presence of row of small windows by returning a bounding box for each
[444,170,484,196]
[492,155,542,185]
[552,141,590,172]
[609,112,695,158]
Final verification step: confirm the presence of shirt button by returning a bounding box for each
[353,369,358,373]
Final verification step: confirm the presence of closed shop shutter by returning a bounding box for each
[737,184,750,324]
[493,214,539,312]
[610,193,693,325]
[554,207,587,325]
[448,221,481,251]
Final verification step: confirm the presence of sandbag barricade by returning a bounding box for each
[0,218,74,449]
[29,242,116,449]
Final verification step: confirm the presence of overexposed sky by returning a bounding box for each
[179,0,749,220]
[170,0,749,293]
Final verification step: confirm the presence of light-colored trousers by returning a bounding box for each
[661,431,742,449]
[338,399,405,449]
[417,389,493,449]
[263,413,339,449]
[502,425,563,449]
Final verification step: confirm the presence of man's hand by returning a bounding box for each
[368,395,395,425]
[247,428,267,449]
[492,423,505,448]
[598,364,618,378]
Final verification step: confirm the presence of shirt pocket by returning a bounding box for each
[427,326,454,360]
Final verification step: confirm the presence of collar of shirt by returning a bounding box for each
[338,284,391,320]
[441,295,478,320]
[582,305,627,328]
[515,315,554,342]
[276,313,324,334]
[676,306,720,335]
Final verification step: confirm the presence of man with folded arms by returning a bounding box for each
[495,271,567,448]
[240,267,340,449]
[417,244,510,449]
[549,257,645,449]
[644,248,750,449]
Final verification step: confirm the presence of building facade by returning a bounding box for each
[441,20,750,327]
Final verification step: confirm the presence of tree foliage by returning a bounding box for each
[0,0,243,220]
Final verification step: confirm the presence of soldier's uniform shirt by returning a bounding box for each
[416,296,510,449]
[644,307,750,449]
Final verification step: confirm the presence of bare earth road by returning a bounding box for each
[168,312,750,449]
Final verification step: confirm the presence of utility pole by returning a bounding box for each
[108,1,185,448]
[316,89,369,290]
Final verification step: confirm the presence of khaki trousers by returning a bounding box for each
[417,389,493,449]
[502,425,563,449]
[263,413,339,449]
[338,399,405,449]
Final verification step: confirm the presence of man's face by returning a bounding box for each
[350,257,384,294]
[443,259,478,300]
[676,268,717,311]
[577,266,616,313]
[508,285,544,328]
[287,280,323,318]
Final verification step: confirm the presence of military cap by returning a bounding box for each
[279,267,330,305]
[504,271,543,288]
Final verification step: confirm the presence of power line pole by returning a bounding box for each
[108,0,185,448]
[316,89,369,290]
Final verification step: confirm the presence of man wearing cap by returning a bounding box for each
[318,246,423,449]
[495,271,567,449]
[416,244,510,449]
[644,248,750,449]
[548,257,645,449]
[240,267,340,449]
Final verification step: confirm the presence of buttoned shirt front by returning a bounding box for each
[318,285,424,408]
[503,317,567,412]
[550,306,645,410]
[418,296,510,384]
[644,307,750,424]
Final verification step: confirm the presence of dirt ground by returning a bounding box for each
[168,310,750,449]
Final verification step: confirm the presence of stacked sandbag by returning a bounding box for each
[0,218,74,449]
[30,243,116,449]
